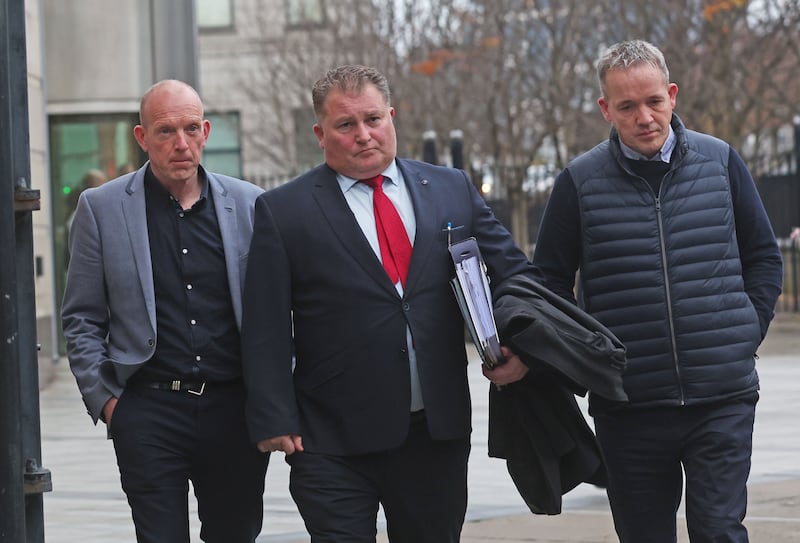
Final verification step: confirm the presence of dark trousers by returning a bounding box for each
[594,395,757,543]
[287,413,470,543]
[110,381,269,543]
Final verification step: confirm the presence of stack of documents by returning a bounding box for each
[449,237,504,368]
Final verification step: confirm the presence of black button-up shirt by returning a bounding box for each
[135,166,241,383]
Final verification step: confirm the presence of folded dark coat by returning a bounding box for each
[488,274,628,514]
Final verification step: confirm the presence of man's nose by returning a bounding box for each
[354,123,371,142]
[637,106,655,124]
[174,130,190,149]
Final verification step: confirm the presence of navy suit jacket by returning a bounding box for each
[241,159,533,455]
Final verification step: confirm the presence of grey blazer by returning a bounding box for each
[61,163,263,423]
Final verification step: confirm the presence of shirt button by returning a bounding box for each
[179,212,185,218]
[182,248,188,255]
[195,355,201,362]
[186,284,193,290]
[190,319,196,325]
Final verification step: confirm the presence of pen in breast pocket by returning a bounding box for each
[443,221,464,246]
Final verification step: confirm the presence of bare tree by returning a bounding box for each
[203,0,800,240]
[605,0,800,174]
[381,0,609,251]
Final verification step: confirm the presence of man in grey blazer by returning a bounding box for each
[61,80,268,543]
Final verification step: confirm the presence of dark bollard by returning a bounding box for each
[450,129,464,170]
[423,130,438,165]
[791,228,799,313]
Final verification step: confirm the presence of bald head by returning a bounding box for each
[139,80,204,128]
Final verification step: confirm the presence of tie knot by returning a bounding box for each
[360,175,384,190]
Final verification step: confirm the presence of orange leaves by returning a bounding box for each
[704,0,747,21]
[410,48,468,76]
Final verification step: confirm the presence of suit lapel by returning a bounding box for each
[208,174,244,327]
[120,169,157,332]
[311,168,400,296]
[399,160,439,294]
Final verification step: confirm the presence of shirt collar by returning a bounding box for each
[620,125,676,163]
[337,160,400,192]
[144,164,208,210]
[197,166,209,198]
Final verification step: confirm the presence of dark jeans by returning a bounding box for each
[287,414,470,543]
[594,395,757,543]
[110,381,269,543]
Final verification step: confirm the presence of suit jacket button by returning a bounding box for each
[402,302,410,311]
[147,338,155,346]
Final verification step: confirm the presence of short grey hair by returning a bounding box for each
[596,40,670,95]
[311,65,391,119]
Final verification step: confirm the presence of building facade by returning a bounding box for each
[34,0,348,356]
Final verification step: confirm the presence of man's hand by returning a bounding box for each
[482,346,529,386]
[257,435,304,455]
[102,397,118,426]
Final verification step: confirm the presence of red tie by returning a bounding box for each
[360,175,412,287]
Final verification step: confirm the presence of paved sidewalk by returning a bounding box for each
[39,314,800,542]
[453,479,800,542]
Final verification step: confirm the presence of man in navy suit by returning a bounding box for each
[241,65,534,542]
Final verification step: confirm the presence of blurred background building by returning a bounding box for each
[18,0,800,365]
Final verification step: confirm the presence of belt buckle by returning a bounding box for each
[187,382,206,396]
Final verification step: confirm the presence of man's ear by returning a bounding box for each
[668,83,678,109]
[313,124,324,149]
[598,97,612,123]
[133,125,147,152]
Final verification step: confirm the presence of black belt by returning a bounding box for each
[410,409,426,424]
[130,378,241,396]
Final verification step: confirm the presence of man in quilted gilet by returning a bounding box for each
[529,40,782,542]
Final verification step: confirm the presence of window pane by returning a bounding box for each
[286,0,324,26]
[197,0,233,29]
[207,113,240,151]
[204,112,242,177]
[203,152,242,178]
